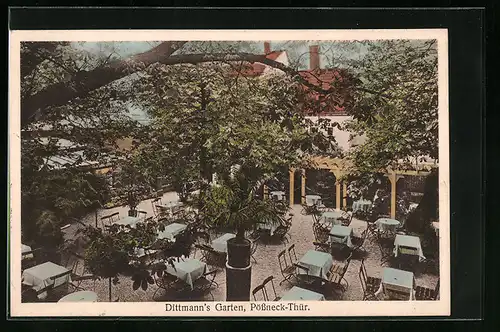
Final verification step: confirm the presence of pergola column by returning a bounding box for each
[289,169,294,207]
[388,172,404,219]
[343,182,348,209]
[335,181,341,211]
[301,169,306,205]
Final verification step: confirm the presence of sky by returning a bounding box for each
[72,40,369,70]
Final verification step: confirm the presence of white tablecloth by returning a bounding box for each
[393,234,426,262]
[114,216,142,228]
[305,195,322,206]
[211,233,236,253]
[375,218,401,232]
[296,250,333,279]
[257,221,279,236]
[157,202,183,214]
[352,199,372,213]
[165,258,207,290]
[58,291,98,302]
[22,262,71,294]
[157,223,187,241]
[375,267,415,301]
[329,225,354,248]
[270,191,285,201]
[322,211,342,225]
[22,244,34,260]
[280,286,325,301]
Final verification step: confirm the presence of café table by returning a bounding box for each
[322,211,343,225]
[22,244,34,260]
[393,234,426,262]
[114,216,142,228]
[58,291,98,302]
[165,257,207,290]
[329,225,354,248]
[375,267,415,300]
[22,261,71,298]
[270,191,286,201]
[305,195,322,206]
[375,218,401,233]
[157,222,187,241]
[280,286,325,301]
[296,250,333,279]
[211,233,236,253]
[431,222,439,237]
[256,220,280,236]
[156,201,183,215]
[352,199,372,213]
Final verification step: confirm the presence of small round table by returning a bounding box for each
[58,291,98,303]
[322,211,342,225]
[306,195,322,205]
[375,218,401,234]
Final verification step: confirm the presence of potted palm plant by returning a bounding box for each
[200,167,289,300]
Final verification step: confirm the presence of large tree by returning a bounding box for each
[343,39,439,232]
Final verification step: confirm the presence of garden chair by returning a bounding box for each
[358,259,381,300]
[350,224,369,258]
[271,224,291,243]
[252,284,268,301]
[151,197,162,217]
[377,233,393,265]
[313,241,331,253]
[261,276,281,301]
[328,252,353,293]
[415,279,440,300]
[152,273,184,301]
[137,210,148,220]
[277,250,297,286]
[189,269,218,301]
[100,212,119,230]
[287,244,298,265]
[340,211,353,227]
[22,283,55,303]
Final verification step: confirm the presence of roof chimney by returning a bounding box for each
[309,45,320,70]
[264,41,271,54]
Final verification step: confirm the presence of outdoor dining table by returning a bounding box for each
[211,233,236,253]
[305,195,322,206]
[156,201,183,215]
[270,191,285,201]
[352,199,372,213]
[157,222,187,241]
[165,257,207,290]
[280,286,325,301]
[296,250,334,280]
[114,216,142,228]
[22,244,34,260]
[256,221,280,236]
[58,290,98,302]
[22,261,71,298]
[375,267,415,301]
[322,211,343,225]
[329,225,354,248]
[393,234,426,262]
[375,218,401,233]
[431,222,439,237]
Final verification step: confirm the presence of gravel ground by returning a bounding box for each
[59,193,439,302]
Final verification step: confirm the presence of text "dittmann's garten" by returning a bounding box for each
[166,303,310,312]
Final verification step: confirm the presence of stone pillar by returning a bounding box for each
[226,262,252,301]
[336,182,341,211]
[289,169,294,207]
[343,182,348,209]
[301,169,306,205]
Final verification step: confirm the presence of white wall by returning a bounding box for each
[305,115,360,152]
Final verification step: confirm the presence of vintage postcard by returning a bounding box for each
[9,29,449,317]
